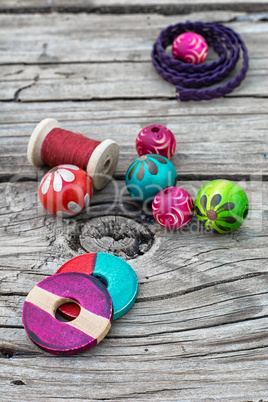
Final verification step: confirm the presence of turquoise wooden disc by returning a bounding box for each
[57,252,138,320]
[94,253,138,320]
[125,154,177,202]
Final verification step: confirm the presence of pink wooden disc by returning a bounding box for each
[22,272,113,355]
[56,253,96,319]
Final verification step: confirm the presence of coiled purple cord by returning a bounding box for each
[151,21,249,101]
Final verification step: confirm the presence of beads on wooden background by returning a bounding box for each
[125,154,177,202]
[39,164,93,218]
[194,179,249,233]
[136,124,176,159]
[172,32,208,64]
[129,125,249,233]
[152,187,194,230]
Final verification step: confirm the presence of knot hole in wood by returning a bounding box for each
[0,347,14,359]
[78,216,154,260]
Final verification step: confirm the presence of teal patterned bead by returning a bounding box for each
[125,154,177,202]
[194,179,249,233]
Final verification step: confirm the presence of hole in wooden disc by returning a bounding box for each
[55,300,81,322]
[151,127,160,133]
[93,274,108,288]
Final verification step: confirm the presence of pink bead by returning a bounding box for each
[152,187,194,230]
[136,124,176,159]
[172,32,208,65]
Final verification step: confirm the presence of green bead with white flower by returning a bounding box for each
[125,154,177,202]
[194,179,249,233]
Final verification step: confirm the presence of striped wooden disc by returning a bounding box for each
[22,272,113,355]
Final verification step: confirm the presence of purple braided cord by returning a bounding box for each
[151,21,249,101]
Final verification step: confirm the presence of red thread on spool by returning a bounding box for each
[27,118,119,190]
[41,128,101,171]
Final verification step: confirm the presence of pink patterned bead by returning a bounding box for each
[172,32,208,65]
[152,187,194,230]
[136,124,176,159]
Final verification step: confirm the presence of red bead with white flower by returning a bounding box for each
[38,165,93,217]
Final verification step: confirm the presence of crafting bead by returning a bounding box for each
[194,179,249,233]
[22,272,113,355]
[38,164,93,217]
[152,186,194,230]
[172,32,208,64]
[125,154,177,202]
[56,253,138,320]
[136,124,176,159]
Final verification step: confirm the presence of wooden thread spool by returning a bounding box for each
[27,118,119,190]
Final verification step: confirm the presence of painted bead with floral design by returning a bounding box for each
[172,32,208,64]
[152,187,194,230]
[39,164,93,217]
[125,154,177,202]
[136,124,176,159]
[194,179,249,233]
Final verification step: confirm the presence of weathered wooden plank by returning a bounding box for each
[0,178,267,400]
[2,274,268,329]
[0,179,266,291]
[0,14,267,64]
[0,326,267,400]
[2,97,268,123]
[1,317,268,361]
[1,58,268,102]
[1,0,268,14]
[0,99,268,180]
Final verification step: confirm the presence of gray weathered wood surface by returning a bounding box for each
[0,1,268,401]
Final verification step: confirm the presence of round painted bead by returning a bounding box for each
[38,164,93,218]
[194,179,249,233]
[56,253,138,320]
[172,32,208,65]
[152,186,194,230]
[125,154,177,203]
[22,272,113,355]
[136,124,176,159]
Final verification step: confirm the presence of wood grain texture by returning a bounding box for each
[1,99,268,180]
[0,2,268,401]
[1,59,268,101]
[1,0,268,14]
[1,178,268,398]
[0,13,256,64]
